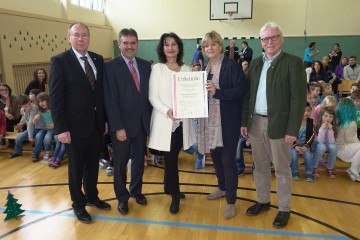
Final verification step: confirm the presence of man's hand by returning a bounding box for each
[116,129,127,141]
[240,127,248,138]
[58,131,71,144]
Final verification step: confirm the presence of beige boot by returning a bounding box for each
[207,189,226,200]
[224,204,236,219]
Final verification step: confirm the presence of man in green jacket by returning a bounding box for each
[241,22,307,228]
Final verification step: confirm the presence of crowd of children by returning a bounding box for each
[290,80,360,182]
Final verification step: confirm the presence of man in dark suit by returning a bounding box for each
[49,22,111,224]
[224,40,240,62]
[103,28,152,215]
[240,41,253,64]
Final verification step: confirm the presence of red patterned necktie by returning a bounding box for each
[80,56,95,89]
[129,60,140,92]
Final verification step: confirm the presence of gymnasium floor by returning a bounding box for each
[0,150,359,240]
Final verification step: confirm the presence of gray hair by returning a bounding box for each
[259,21,283,36]
[68,22,90,36]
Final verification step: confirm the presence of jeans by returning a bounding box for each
[235,136,248,172]
[183,142,204,161]
[53,135,66,160]
[15,129,41,154]
[312,140,338,169]
[290,147,313,174]
[35,129,55,153]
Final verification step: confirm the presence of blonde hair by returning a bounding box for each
[320,95,337,109]
[201,31,224,53]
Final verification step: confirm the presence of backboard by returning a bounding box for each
[210,0,253,20]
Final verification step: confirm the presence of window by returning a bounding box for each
[71,0,105,12]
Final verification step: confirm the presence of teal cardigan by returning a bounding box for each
[241,51,307,139]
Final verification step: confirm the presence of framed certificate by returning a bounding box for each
[172,71,208,118]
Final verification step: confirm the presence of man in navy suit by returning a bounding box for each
[49,22,111,224]
[104,28,152,215]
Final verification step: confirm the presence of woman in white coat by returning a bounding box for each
[148,32,196,214]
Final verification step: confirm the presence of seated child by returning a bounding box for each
[308,82,321,108]
[8,95,45,161]
[290,103,315,181]
[33,92,54,161]
[311,95,337,126]
[347,83,360,99]
[48,135,66,168]
[350,89,360,140]
[235,135,251,176]
[29,89,41,104]
[183,118,205,169]
[335,98,360,181]
[319,83,337,103]
[312,107,338,178]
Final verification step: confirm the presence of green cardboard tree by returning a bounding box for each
[3,191,25,220]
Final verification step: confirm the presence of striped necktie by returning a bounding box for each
[80,56,96,89]
[129,60,140,92]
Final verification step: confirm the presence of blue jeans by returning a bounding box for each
[312,140,338,169]
[235,136,251,173]
[53,135,66,160]
[290,147,313,174]
[183,142,204,161]
[36,129,55,152]
[15,129,41,154]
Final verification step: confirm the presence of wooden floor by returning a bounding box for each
[0,147,359,240]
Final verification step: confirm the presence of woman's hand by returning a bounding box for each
[206,80,216,95]
[167,109,178,121]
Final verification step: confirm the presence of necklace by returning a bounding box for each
[166,62,179,69]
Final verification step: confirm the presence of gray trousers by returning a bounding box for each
[249,115,292,212]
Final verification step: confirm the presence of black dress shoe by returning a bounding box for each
[273,211,290,228]
[87,200,111,210]
[246,202,271,216]
[118,201,129,215]
[131,194,147,206]
[74,207,92,224]
[170,197,180,214]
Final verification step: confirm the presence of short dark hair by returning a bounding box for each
[118,28,138,42]
[309,42,316,48]
[351,89,360,100]
[242,41,248,46]
[156,32,184,65]
[309,82,321,91]
[29,88,41,97]
[349,56,357,60]
[33,68,47,84]
[17,94,30,106]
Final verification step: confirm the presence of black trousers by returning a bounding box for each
[111,127,147,202]
[66,125,102,208]
[163,125,183,198]
[211,140,238,204]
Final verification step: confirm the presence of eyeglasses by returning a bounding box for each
[260,35,281,43]
[0,89,9,92]
[70,33,89,38]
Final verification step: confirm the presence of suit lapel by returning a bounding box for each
[118,55,140,93]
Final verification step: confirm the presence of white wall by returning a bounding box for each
[105,0,359,39]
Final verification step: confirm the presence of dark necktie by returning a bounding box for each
[129,60,140,92]
[230,48,234,60]
[80,56,96,89]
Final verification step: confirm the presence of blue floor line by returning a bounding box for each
[0,208,347,239]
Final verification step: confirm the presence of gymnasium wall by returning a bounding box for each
[107,0,359,63]
[0,5,113,94]
[113,36,360,66]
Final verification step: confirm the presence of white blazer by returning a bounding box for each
[148,63,196,151]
